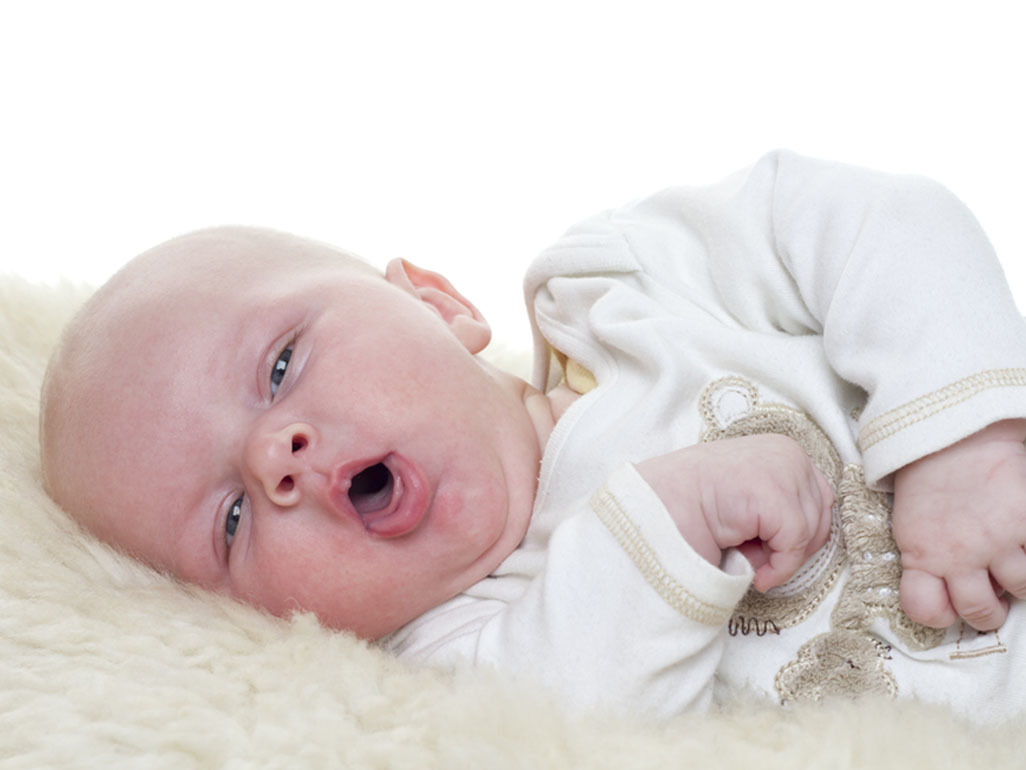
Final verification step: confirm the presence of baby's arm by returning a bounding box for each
[636,434,834,591]
[694,152,1026,626]
[893,419,1026,630]
[391,460,758,717]
[390,435,829,716]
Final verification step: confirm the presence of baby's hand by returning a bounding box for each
[893,419,1026,631]
[636,435,834,591]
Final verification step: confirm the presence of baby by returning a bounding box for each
[40,151,1026,720]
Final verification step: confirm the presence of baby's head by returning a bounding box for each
[40,227,548,638]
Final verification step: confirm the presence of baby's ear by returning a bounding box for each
[384,259,491,354]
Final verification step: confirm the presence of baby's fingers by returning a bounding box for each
[989,547,1026,600]
[753,546,807,592]
[899,569,957,629]
[753,477,833,592]
[754,512,820,591]
[948,571,1009,631]
[805,465,835,554]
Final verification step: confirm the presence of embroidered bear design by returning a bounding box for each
[775,629,897,701]
[698,377,946,702]
[833,466,946,652]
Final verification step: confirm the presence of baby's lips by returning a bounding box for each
[332,454,430,538]
[367,454,430,538]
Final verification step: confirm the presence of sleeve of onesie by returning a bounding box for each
[384,464,752,720]
[672,150,1026,486]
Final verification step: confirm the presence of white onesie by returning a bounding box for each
[383,151,1026,723]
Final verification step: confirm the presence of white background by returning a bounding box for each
[2,0,1023,348]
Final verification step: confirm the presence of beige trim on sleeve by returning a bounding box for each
[857,368,1026,451]
[590,486,733,626]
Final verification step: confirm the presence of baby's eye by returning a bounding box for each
[270,345,293,397]
[225,496,243,549]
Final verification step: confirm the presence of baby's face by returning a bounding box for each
[46,230,549,638]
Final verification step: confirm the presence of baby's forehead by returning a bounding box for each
[123,227,323,290]
[54,228,353,417]
[100,227,367,322]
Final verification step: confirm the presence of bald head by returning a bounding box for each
[34,225,536,638]
[39,226,377,551]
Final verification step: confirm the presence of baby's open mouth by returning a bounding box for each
[348,463,395,515]
[336,454,429,538]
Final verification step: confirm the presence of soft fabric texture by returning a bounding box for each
[384,151,1026,724]
[2,274,1025,768]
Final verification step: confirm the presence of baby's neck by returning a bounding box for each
[544,380,581,423]
[479,359,572,456]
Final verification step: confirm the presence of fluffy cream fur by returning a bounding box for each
[2,274,1024,769]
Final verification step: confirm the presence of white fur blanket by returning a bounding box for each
[2,275,1024,769]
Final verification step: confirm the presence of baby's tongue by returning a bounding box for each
[349,464,418,538]
[349,463,394,516]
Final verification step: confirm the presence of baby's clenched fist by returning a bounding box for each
[636,434,834,591]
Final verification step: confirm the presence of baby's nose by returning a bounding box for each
[244,422,317,507]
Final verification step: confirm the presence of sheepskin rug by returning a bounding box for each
[2,274,1025,769]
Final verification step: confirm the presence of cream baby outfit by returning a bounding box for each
[383,151,1026,723]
